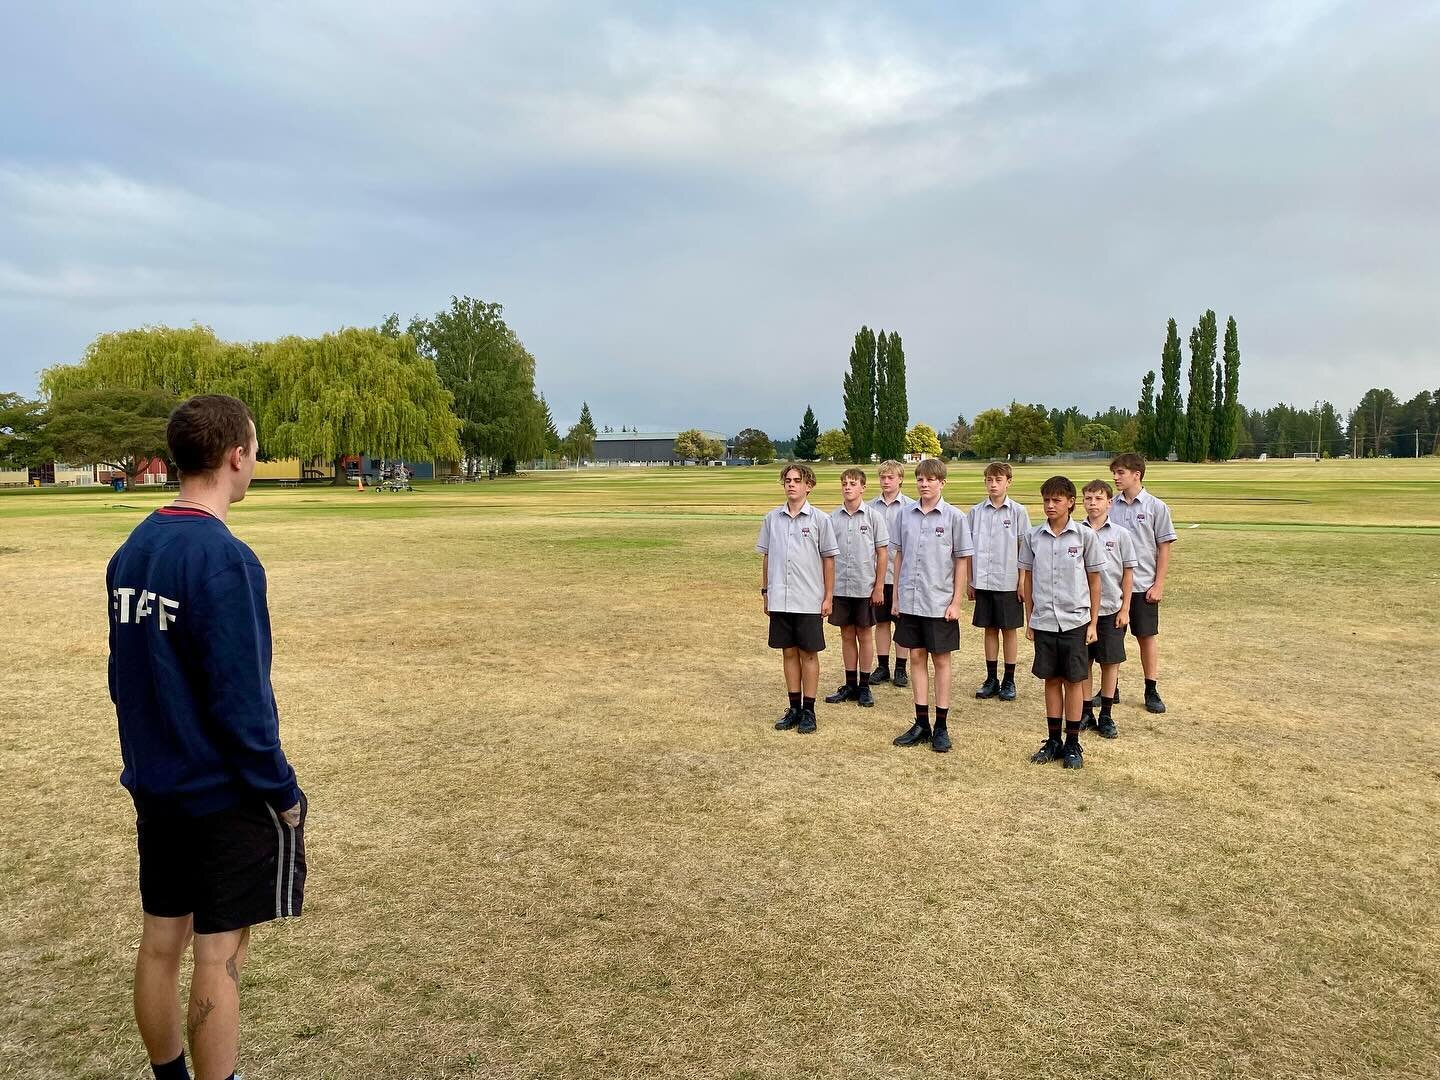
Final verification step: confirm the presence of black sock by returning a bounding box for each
[986,660,998,679]
[1100,695,1114,718]
[802,696,815,713]
[1145,679,1158,695]
[1004,663,1016,680]
[876,654,889,672]
[151,1053,191,1080]
[1082,699,1095,719]
[1065,720,1081,745]
[915,703,930,724]
[859,669,870,687]
[935,706,949,726]
[895,658,908,675]
[845,669,858,688]
[1046,717,1062,740]
[788,691,801,710]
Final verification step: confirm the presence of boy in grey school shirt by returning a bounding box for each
[756,462,838,735]
[889,458,973,755]
[823,468,889,709]
[867,460,915,688]
[967,461,1030,702]
[1108,453,1178,714]
[1019,475,1104,770]
[1079,479,1137,739]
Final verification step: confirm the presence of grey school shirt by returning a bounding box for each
[968,497,1030,591]
[829,501,889,598]
[755,501,840,614]
[1019,518,1105,632]
[867,492,915,585]
[892,498,974,618]
[1081,517,1139,616]
[1108,488,1177,592]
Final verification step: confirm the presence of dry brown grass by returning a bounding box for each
[1,464,1438,1079]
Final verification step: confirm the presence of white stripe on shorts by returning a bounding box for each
[265,804,285,919]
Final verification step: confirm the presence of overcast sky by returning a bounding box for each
[3,1,1437,436]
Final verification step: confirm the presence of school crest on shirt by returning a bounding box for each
[1137,513,1147,521]
[1105,540,1116,549]
[935,527,945,536]
[860,524,870,533]
[1068,546,1079,554]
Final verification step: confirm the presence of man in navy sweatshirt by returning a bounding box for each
[108,394,305,1080]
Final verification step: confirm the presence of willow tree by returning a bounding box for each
[41,325,253,401]
[252,328,461,482]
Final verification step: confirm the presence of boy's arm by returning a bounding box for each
[872,543,887,605]
[1150,540,1174,602]
[891,549,904,614]
[822,555,835,618]
[1117,566,1134,627]
[761,554,769,614]
[1019,569,1034,640]
[1086,570,1102,643]
[947,555,970,621]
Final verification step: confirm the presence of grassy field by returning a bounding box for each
[1,459,1438,1079]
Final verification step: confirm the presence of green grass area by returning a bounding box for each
[2,460,1438,1079]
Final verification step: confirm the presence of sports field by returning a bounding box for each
[2,459,1438,1079]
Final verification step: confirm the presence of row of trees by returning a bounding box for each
[1134,312,1242,462]
[841,327,909,462]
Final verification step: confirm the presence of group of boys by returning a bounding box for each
[756,453,1176,768]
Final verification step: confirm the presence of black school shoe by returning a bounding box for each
[797,708,818,734]
[998,675,1017,701]
[931,723,952,753]
[824,685,856,704]
[892,669,910,688]
[869,666,891,684]
[1062,741,1084,769]
[1145,688,1166,714]
[893,721,931,747]
[775,707,801,731]
[975,675,1000,699]
[1079,712,1098,732]
[1030,737,1064,764]
[856,685,875,707]
[1097,716,1118,739]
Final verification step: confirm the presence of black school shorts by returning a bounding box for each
[971,588,1025,629]
[893,612,960,654]
[829,595,878,629]
[1128,595,1161,637]
[769,612,826,652]
[871,584,896,624]
[137,792,308,935]
[1031,626,1090,683]
[1088,613,1128,666]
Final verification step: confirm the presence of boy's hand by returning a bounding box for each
[1025,626,1035,642]
[966,584,975,601]
[1086,622,1099,645]
[871,584,885,605]
[1115,609,1130,629]
[821,597,833,618]
[281,800,302,828]
[1146,584,1164,603]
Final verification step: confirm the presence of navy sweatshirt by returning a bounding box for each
[107,507,300,816]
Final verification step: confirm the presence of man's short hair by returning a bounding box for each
[983,461,1013,480]
[780,462,817,487]
[1083,479,1114,498]
[167,395,254,478]
[840,467,867,486]
[1109,452,1147,478]
[914,457,947,480]
[876,459,905,478]
[1041,475,1077,499]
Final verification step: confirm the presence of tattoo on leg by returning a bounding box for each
[187,996,215,1040]
[226,951,240,984]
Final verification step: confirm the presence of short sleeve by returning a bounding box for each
[1083,528,1105,572]
[818,515,840,557]
[1018,529,1034,570]
[1120,528,1138,568]
[952,511,974,558]
[1153,500,1178,544]
[871,511,889,549]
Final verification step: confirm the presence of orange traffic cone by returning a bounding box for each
[356,472,364,491]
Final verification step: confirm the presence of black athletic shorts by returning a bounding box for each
[137,791,308,935]
[1128,594,1161,637]
[1088,613,1128,666]
[1032,626,1090,683]
[971,588,1025,629]
[829,595,878,629]
[893,612,960,654]
[871,584,896,624]
[769,612,826,651]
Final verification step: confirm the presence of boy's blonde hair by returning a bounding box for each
[876,459,904,478]
[840,467,867,486]
[914,457,947,481]
[780,462,817,487]
[983,461,1013,480]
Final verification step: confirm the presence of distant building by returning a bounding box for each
[592,430,730,464]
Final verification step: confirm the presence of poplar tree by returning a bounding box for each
[842,326,876,463]
[1217,316,1242,460]
[1137,370,1158,459]
[1154,319,1184,461]
[875,331,909,461]
[1183,310,1218,461]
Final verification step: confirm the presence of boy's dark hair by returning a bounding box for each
[1040,475,1077,499]
[840,467,867,486]
[983,461,1013,479]
[914,457,947,480]
[167,395,254,477]
[780,462,817,487]
[1082,479,1114,498]
[1109,452,1147,478]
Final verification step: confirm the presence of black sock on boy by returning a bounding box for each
[1064,719,1081,745]
[802,696,815,713]
[151,1053,191,1080]
[1145,678,1158,695]
[935,706,949,725]
[915,703,929,724]
[895,658,908,676]
[845,669,858,688]
[859,670,870,687]
[1004,663,1016,680]
[1047,717,1062,741]
[788,691,801,710]
[985,660,998,679]
[876,654,890,672]
[1100,695,1114,718]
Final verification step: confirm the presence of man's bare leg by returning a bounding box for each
[189,927,248,1080]
[135,914,193,1068]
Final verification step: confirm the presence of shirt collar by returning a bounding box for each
[1117,487,1145,504]
[785,500,816,518]
[980,496,1014,512]
[1084,516,1111,531]
[839,501,869,516]
[1042,516,1080,538]
[912,496,949,515]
